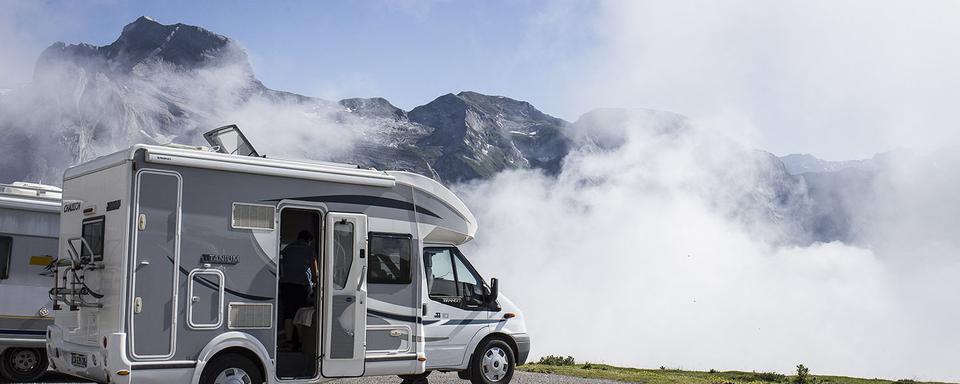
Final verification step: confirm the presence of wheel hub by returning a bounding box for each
[481,346,509,382]
[213,367,252,384]
[11,349,39,372]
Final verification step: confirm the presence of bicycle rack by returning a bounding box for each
[48,237,104,311]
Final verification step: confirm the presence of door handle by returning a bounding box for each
[192,296,200,303]
[357,266,366,288]
[134,297,143,314]
[139,261,150,266]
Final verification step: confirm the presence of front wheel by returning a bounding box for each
[469,339,515,384]
[0,347,49,382]
[199,353,263,384]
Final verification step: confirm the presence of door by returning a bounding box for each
[276,207,322,380]
[187,269,224,329]
[321,213,367,377]
[130,171,181,359]
[422,247,491,367]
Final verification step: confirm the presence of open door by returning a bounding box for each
[322,213,367,377]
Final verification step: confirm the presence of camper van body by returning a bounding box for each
[0,182,61,382]
[46,144,528,384]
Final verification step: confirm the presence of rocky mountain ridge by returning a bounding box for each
[0,16,895,245]
[779,153,875,175]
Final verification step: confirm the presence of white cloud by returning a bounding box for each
[456,111,960,380]
[530,0,960,159]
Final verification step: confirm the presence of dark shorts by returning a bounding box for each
[279,283,310,319]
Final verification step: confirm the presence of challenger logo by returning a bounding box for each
[63,202,81,213]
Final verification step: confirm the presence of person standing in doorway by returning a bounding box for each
[279,230,318,350]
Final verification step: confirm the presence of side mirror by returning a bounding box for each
[488,278,499,304]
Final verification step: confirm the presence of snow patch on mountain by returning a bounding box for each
[780,153,873,175]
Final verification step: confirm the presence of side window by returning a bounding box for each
[424,247,489,309]
[0,236,11,280]
[368,234,412,284]
[425,249,458,297]
[453,253,485,307]
[332,221,354,289]
[81,217,105,261]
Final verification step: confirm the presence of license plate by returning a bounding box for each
[71,353,87,368]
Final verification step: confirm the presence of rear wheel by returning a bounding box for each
[469,339,515,384]
[199,353,263,384]
[0,347,48,382]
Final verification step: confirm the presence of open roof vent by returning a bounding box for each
[203,124,261,157]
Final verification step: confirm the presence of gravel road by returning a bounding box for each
[30,370,617,383]
[332,371,619,383]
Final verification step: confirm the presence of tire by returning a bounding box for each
[469,339,515,384]
[0,347,49,382]
[199,353,264,384]
[399,370,431,383]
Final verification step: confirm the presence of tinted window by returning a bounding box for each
[332,221,354,289]
[0,236,10,280]
[425,249,458,297]
[81,217,104,261]
[453,254,485,307]
[368,234,411,284]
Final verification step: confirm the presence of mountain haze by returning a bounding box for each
[0,16,904,246]
[3,17,579,186]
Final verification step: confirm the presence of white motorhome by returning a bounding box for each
[46,126,529,384]
[0,182,61,382]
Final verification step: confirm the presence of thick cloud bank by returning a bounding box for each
[456,114,960,381]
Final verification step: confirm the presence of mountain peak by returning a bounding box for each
[407,91,570,181]
[35,16,243,79]
[122,15,163,33]
[456,90,532,108]
[339,97,407,120]
[105,17,234,72]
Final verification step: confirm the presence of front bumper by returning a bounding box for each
[513,333,530,365]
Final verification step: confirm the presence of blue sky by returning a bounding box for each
[1,0,593,118]
[3,0,959,160]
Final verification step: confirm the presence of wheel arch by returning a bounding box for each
[191,332,271,383]
[468,332,519,368]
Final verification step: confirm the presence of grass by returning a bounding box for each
[519,363,953,384]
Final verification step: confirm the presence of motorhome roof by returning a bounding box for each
[0,182,62,212]
[64,144,396,186]
[63,144,478,241]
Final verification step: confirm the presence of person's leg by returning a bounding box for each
[280,283,298,345]
[291,285,308,349]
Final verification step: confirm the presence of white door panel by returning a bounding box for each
[322,213,367,377]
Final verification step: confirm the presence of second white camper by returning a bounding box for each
[0,182,61,382]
